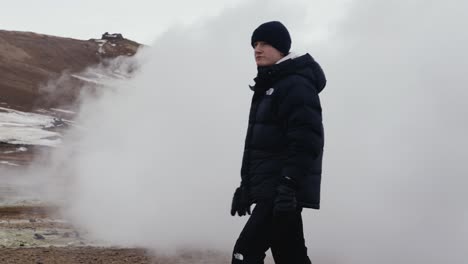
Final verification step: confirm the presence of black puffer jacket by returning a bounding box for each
[240,53,326,209]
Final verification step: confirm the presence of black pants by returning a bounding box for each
[232,201,312,264]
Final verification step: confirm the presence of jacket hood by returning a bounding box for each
[276,53,327,93]
[251,53,327,93]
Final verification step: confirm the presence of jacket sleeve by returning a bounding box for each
[240,148,249,185]
[277,77,324,182]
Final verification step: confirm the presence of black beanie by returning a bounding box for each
[251,21,291,55]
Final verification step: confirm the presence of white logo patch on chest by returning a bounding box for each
[234,253,244,260]
[265,88,275,95]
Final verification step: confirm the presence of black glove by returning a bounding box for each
[231,185,251,217]
[273,176,297,215]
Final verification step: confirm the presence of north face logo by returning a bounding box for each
[234,253,244,260]
[265,88,275,95]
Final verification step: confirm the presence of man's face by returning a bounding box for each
[253,41,284,67]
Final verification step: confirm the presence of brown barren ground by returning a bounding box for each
[0,247,153,264]
[0,205,230,263]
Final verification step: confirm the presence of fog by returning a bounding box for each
[314,1,468,263]
[3,0,468,263]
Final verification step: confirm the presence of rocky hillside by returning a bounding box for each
[0,30,141,166]
[0,30,140,111]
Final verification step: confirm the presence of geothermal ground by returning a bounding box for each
[0,143,154,263]
[0,200,229,263]
[0,112,230,263]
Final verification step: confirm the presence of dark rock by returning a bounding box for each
[43,230,59,236]
[34,233,45,240]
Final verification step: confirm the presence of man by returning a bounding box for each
[230,21,326,264]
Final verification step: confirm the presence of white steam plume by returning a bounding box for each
[54,0,346,254]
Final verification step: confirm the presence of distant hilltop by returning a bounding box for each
[101,32,124,40]
[0,30,141,110]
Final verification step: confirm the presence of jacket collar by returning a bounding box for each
[276,52,301,64]
[249,51,303,91]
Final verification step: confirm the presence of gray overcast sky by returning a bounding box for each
[1,0,350,44]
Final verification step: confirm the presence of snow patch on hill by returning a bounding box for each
[0,107,62,147]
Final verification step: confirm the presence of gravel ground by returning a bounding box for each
[0,246,231,264]
[0,204,231,263]
[0,247,153,264]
